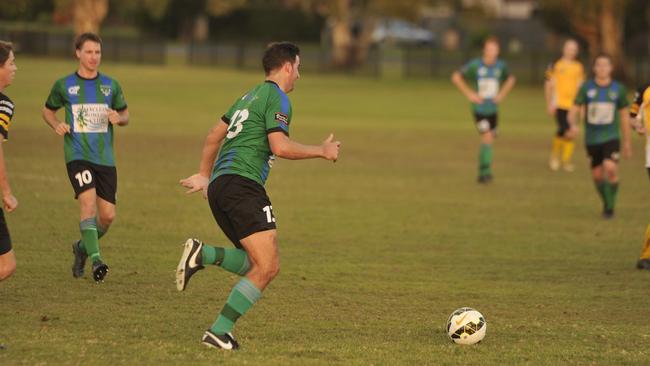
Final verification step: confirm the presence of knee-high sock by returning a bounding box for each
[202,244,250,276]
[479,144,493,177]
[551,136,563,160]
[96,220,108,239]
[603,181,618,211]
[594,180,606,206]
[561,139,575,164]
[640,224,650,260]
[80,218,101,263]
[210,278,261,335]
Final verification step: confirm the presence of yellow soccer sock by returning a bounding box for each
[640,224,650,260]
[561,139,575,164]
[551,136,563,161]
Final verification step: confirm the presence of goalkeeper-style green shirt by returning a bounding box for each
[211,80,292,186]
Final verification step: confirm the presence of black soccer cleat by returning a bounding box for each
[602,208,614,219]
[201,330,239,350]
[477,174,493,184]
[92,261,109,282]
[176,238,205,291]
[72,240,88,278]
[637,259,650,270]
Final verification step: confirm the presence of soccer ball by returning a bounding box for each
[446,307,487,345]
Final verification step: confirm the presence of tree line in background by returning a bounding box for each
[1,0,649,73]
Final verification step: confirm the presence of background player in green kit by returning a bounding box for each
[0,41,19,282]
[176,42,340,350]
[42,33,129,282]
[452,36,516,183]
[569,54,632,219]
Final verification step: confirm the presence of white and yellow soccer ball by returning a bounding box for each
[446,307,487,345]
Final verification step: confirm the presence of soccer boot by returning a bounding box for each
[477,174,493,184]
[636,258,650,270]
[602,208,614,219]
[202,330,239,350]
[176,238,205,291]
[72,240,87,278]
[92,261,109,282]
[549,158,560,171]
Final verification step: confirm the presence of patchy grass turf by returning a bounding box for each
[0,57,649,365]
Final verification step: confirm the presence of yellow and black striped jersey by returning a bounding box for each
[0,92,14,141]
[630,83,650,130]
[545,59,584,110]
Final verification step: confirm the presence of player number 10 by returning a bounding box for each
[74,170,92,187]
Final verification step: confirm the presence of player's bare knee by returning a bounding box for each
[100,211,115,226]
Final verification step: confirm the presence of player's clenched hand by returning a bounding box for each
[3,194,17,213]
[107,109,121,125]
[468,92,483,104]
[566,126,579,139]
[321,133,341,162]
[54,123,70,136]
[180,174,209,197]
[546,104,556,116]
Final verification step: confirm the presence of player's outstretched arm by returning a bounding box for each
[108,108,129,126]
[42,107,69,136]
[451,71,483,104]
[268,132,340,161]
[180,120,228,196]
[0,142,17,213]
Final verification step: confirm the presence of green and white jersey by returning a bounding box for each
[460,58,510,115]
[45,72,127,166]
[574,79,629,145]
[211,80,292,186]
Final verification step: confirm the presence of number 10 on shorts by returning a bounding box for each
[262,205,276,223]
[74,170,92,187]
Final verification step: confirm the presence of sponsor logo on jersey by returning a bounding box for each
[72,103,109,133]
[68,86,80,95]
[275,112,289,125]
[100,85,112,97]
[587,89,597,99]
[608,91,618,100]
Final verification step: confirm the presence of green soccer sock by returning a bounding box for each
[210,278,261,335]
[604,181,619,211]
[202,244,250,276]
[80,218,101,263]
[594,180,607,206]
[479,144,493,177]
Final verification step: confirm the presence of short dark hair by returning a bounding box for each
[75,32,102,50]
[262,42,300,75]
[593,53,612,66]
[0,41,14,66]
[484,36,500,47]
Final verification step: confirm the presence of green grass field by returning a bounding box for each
[0,57,649,365]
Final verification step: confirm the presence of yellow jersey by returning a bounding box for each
[630,83,650,130]
[545,59,584,110]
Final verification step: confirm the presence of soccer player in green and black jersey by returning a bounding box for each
[452,36,516,183]
[42,33,129,282]
[569,54,632,219]
[0,41,19,282]
[176,42,341,350]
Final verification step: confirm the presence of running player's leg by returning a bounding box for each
[602,157,619,216]
[637,224,650,270]
[0,208,15,281]
[550,109,564,170]
[477,116,496,183]
[96,197,115,239]
[78,189,101,262]
[0,250,15,281]
[558,110,575,171]
[94,164,117,239]
[209,229,278,337]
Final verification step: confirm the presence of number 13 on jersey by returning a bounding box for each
[227,109,249,139]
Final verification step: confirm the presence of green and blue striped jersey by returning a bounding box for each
[460,58,510,115]
[574,79,628,145]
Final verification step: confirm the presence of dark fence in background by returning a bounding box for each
[0,29,166,64]
[2,28,650,83]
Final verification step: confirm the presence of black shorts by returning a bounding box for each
[586,139,620,168]
[473,113,498,134]
[66,160,117,204]
[208,174,276,249]
[555,109,570,137]
[0,209,12,256]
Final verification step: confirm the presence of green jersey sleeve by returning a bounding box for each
[617,85,629,109]
[265,88,291,136]
[460,60,477,81]
[500,62,510,82]
[45,80,65,110]
[221,100,239,125]
[574,83,587,105]
[112,80,127,111]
